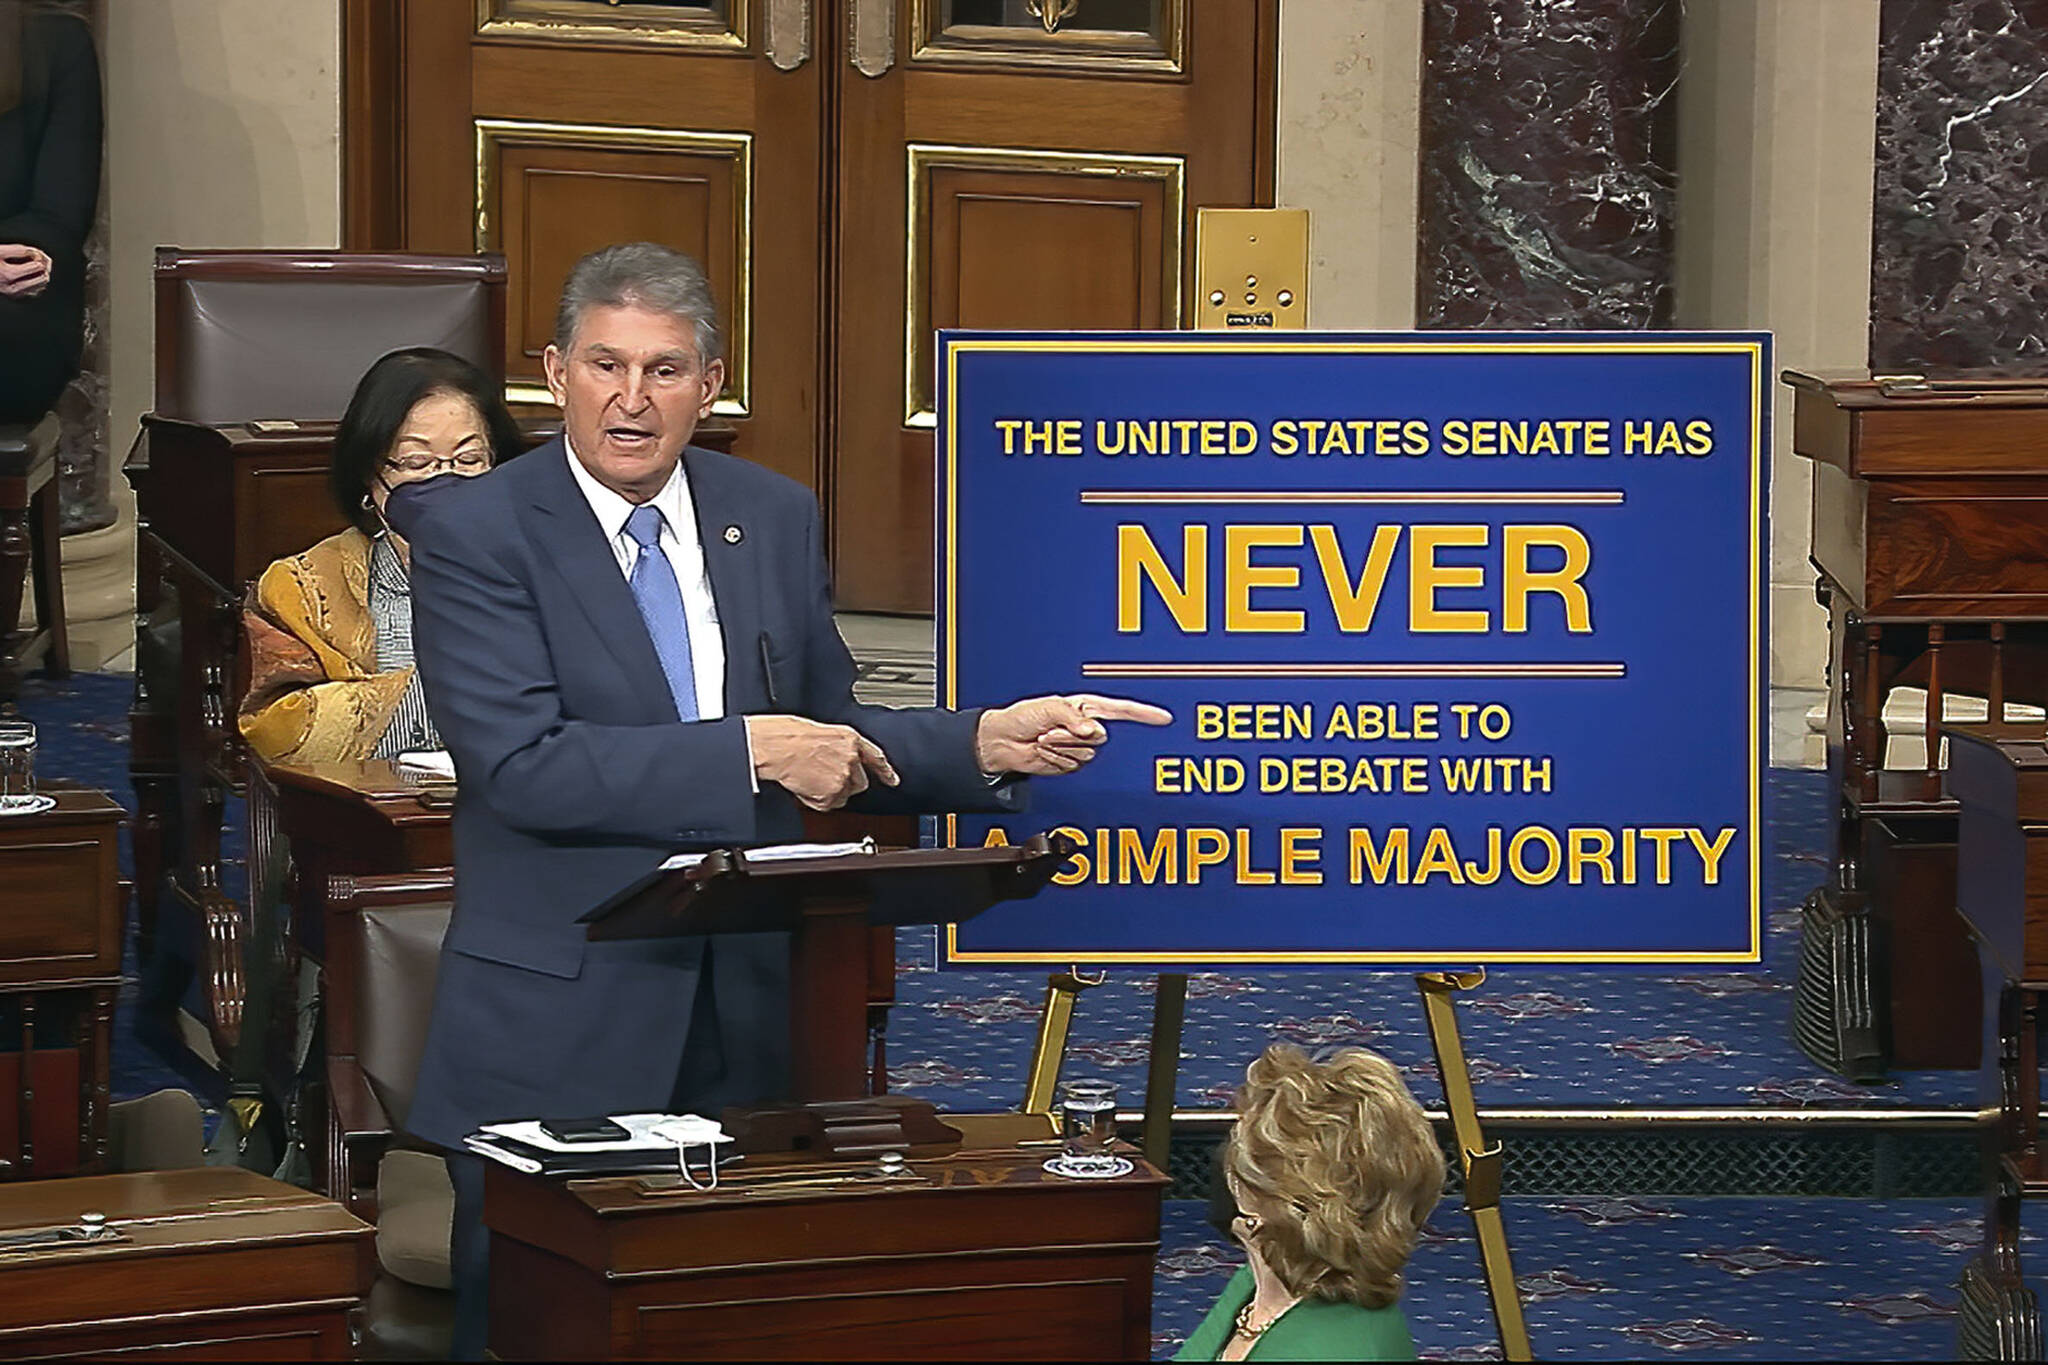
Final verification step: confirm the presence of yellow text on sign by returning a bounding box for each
[1116,523,1594,634]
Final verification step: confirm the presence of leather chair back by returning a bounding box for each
[153,250,508,425]
[325,871,455,1135]
[358,902,453,1130]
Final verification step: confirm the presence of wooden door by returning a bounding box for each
[829,0,1277,612]
[345,0,1276,601]
[353,0,827,491]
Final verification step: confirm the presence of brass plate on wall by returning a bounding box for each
[476,0,747,51]
[908,0,1183,73]
[475,118,754,416]
[1193,207,1307,329]
[904,142,1186,427]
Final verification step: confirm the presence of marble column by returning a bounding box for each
[1869,0,2048,372]
[1416,0,1681,329]
[52,0,112,535]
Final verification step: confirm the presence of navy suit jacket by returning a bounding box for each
[394,439,1022,1146]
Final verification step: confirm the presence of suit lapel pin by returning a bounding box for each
[723,525,744,545]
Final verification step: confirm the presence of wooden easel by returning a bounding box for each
[1021,966,1532,1361]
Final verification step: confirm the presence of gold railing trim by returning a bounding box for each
[475,0,748,50]
[907,0,1183,74]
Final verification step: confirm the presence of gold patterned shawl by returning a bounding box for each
[238,528,415,764]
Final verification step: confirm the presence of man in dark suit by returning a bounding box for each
[392,242,1164,1355]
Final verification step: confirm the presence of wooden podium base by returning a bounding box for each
[484,1116,1163,1361]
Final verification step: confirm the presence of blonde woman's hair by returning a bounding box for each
[1225,1043,1444,1309]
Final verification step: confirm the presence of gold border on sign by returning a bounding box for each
[475,0,747,51]
[903,143,1186,428]
[474,117,754,416]
[937,336,1769,968]
[907,0,1183,74]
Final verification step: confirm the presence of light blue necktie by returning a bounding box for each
[625,504,700,722]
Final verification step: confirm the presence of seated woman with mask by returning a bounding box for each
[239,347,524,763]
[1179,1045,1445,1362]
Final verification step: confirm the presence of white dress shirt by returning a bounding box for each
[563,441,728,718]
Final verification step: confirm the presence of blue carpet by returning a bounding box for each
[1156,1196,1982,1360]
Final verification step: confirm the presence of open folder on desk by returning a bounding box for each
[464,1114,733,1177]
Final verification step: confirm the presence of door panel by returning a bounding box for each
[908,149,1182,424]
[832,0,1274,612]
[478,122,754,414]
[393,0,822,491]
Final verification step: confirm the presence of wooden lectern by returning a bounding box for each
[485,1129,1165,1361]
[1786,370,2048,1078]
[580,835,1075,1104]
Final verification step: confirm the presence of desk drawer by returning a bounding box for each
[1860,479,2048,615]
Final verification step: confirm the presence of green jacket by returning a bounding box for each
[1173,1267,1417,1362]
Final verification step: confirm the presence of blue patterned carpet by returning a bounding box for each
[1156,1196,1986,1361]
[15,672,1999,1361]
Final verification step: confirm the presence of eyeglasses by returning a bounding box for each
[384,450,491,475]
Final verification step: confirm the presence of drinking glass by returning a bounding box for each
[0,721,34,812]
[1046,1077,1129,1178]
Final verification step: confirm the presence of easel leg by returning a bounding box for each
[1022,970,1102,1117]
[1142,973,1188,1171]
[1418,970,1531,1363]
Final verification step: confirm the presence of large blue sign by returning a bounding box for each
[936,331,1768,968]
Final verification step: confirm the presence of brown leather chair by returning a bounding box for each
[151,249,507,425]
[322,869,455,1221]
[323,869,457,1359]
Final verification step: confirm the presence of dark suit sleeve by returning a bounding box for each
[0,18,101,262]
[787,499,1025,818]
[407,486,760,847]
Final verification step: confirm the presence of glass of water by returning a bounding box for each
[0,720,34,812]
[1046,1077,1130,1179]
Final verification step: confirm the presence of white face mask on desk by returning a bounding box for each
[640,1114,730,1190]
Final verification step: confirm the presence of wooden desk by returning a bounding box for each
[1785,370,2048,1078]
[270,759,454,969]
[124,418,362,1064]
[0,788,124,1180]
[0,1167,371,1359]
[1945,729,2048,1358]
[484,1119,1164,1361]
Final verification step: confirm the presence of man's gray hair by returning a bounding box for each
[553,242,723,364]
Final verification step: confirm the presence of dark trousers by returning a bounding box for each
[446,953,733,1361]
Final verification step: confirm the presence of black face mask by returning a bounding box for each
[378,471,467,543]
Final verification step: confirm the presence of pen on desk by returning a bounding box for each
[759,632,781,708]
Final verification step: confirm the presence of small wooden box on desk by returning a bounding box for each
[0,786,123,1180]
[1785,369,2048,1079]
[486,1117,1166,1361]
[0,1167,371,1359]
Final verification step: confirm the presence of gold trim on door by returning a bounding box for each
[907,0,1183,74]
[475,118,754,416]
[475,0,748,50]
[902,142,1186,427]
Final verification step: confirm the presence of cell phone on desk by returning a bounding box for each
[538,1116,631,1144]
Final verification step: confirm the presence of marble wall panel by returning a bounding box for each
[1870,0,2048,371]
[1417,0,1680,329]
